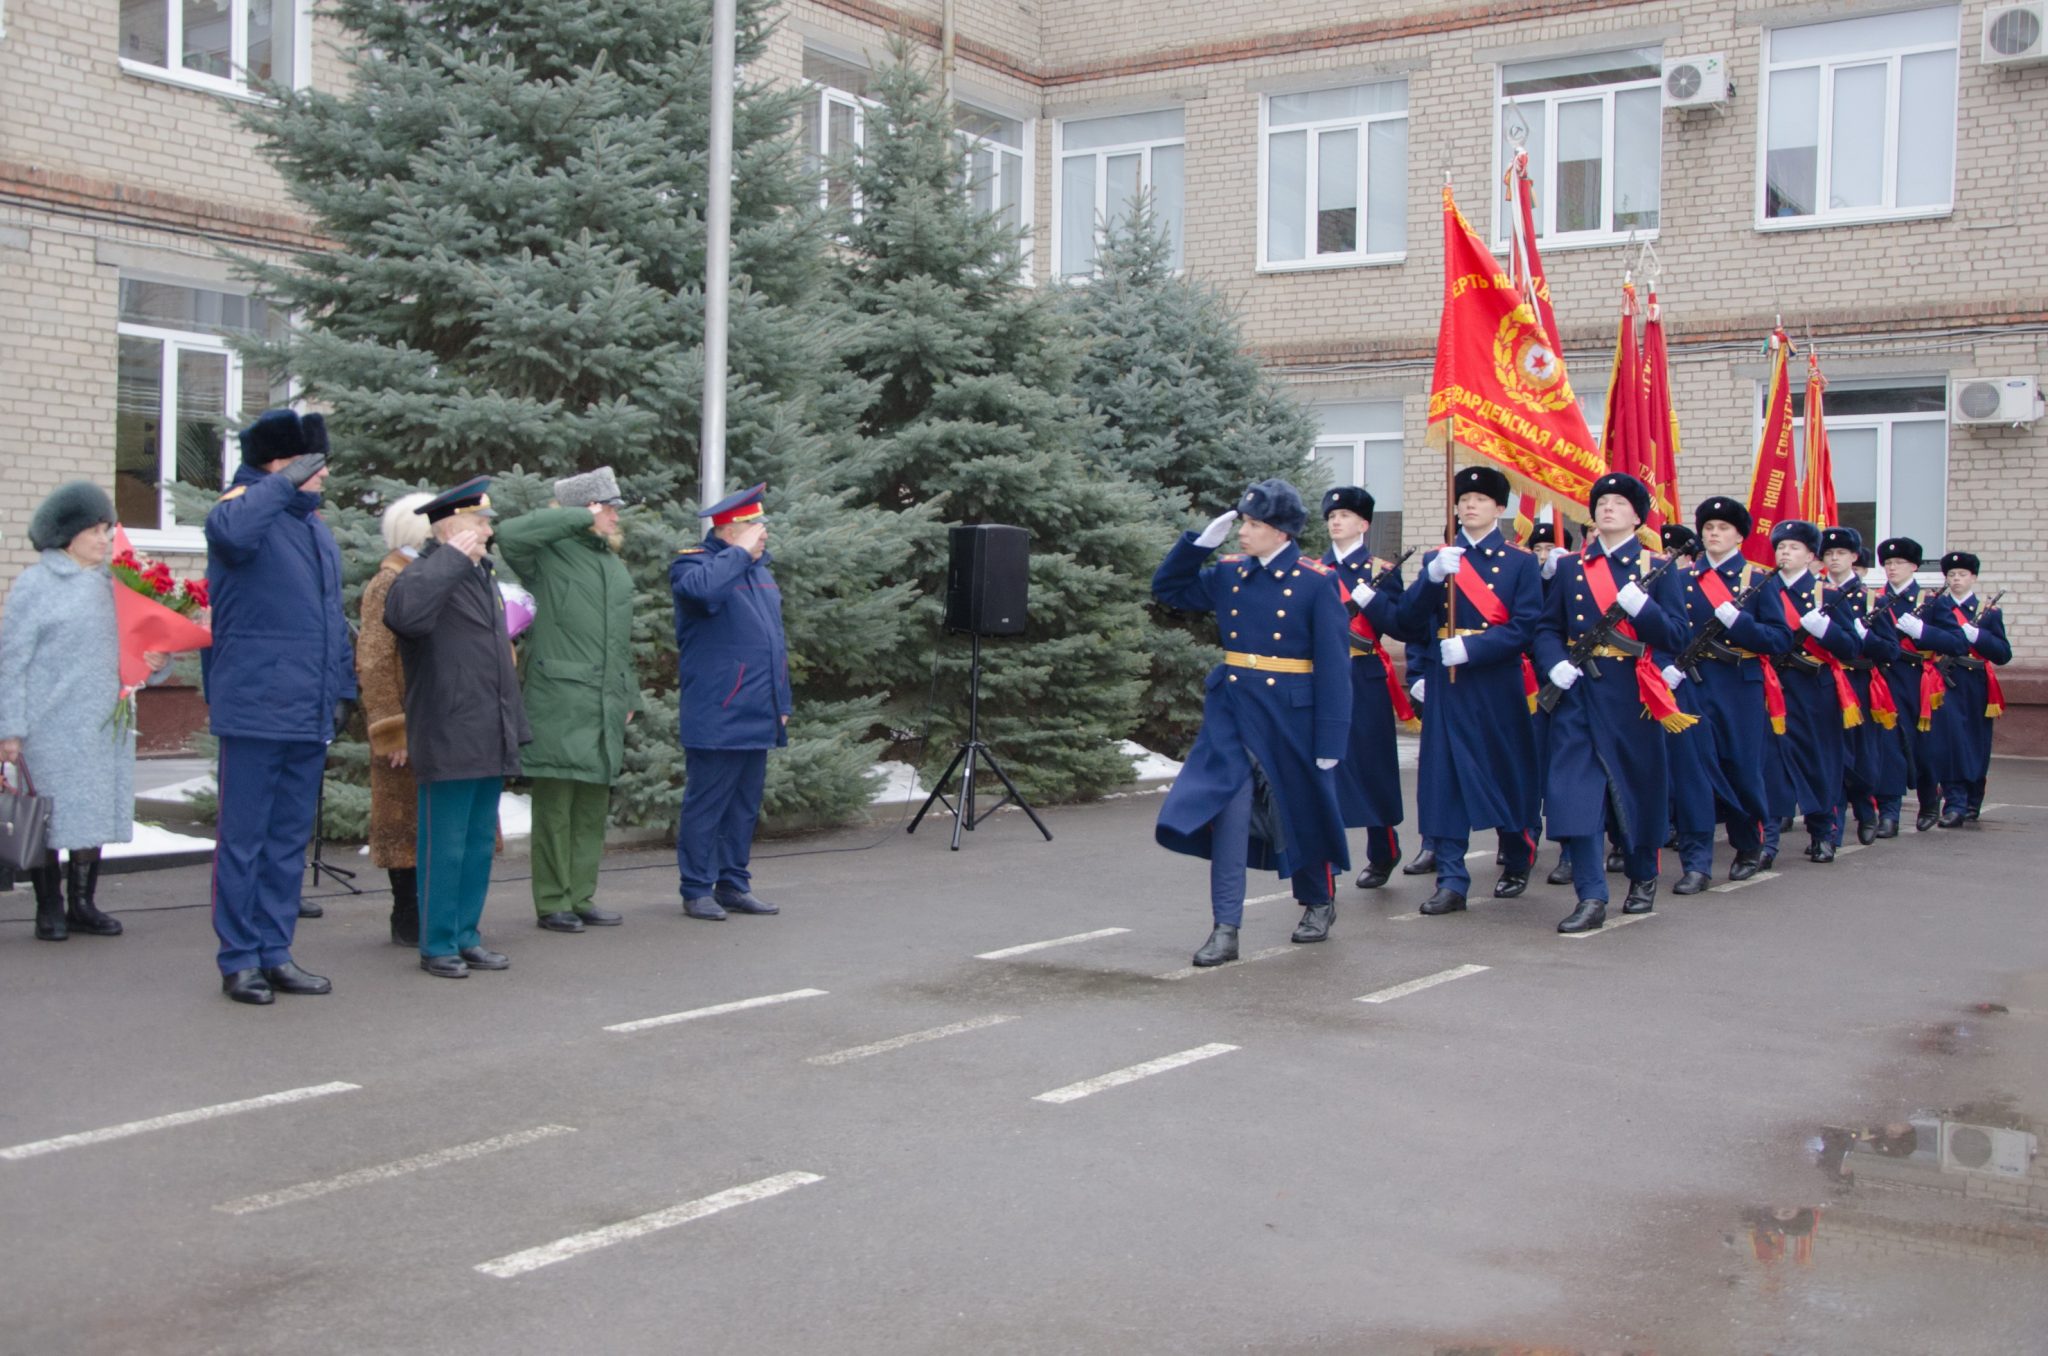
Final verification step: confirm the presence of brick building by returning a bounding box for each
[5,1,2045,704]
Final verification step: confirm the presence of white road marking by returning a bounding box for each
[1709,871,1780,893]
[1032,1043,1239,1104]
[1244,892,1293,907]
[1559,912,1653,938]
[215,1125,576,1215]
[1355,964,1490,1004]
[806,1015,1018,1065]
[605,989,827,1034]
[1836,842,1867,856]
[475,1171,824,1279]
[1,1082,360,1162]
[974,928,1130,960]
[1155,945,1300,981]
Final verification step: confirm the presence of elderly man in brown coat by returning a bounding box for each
[356,492,435,945]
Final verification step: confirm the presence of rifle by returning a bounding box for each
[1344,547,1416,620]
[1937,590,2006,671]
[1672,569,1768,684]
[1536,555,1675,713]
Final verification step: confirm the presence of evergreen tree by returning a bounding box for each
[1061,206,1322,755]
[836,47,1152,801]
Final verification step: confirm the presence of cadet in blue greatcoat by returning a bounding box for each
[1535,473,1691,932]
[1929,551,2012,826]
[1154,479,1352,966]
[1395,464,1541,915]
[1819,528,1898,848]
[202,410,355,1006]
[1319,486,1414,889]
[669,483,791,921]
[1872,537,1968,832]
[1760,520,1864,866]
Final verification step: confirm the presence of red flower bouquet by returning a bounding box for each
[105,527,213,731]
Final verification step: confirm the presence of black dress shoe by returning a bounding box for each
[1622,879,1657,914]
[682,896,728,920]
[1493,848,1506,866]
[1673,870,1710,895]
[222,968,275,1005]
[1545,857,1574,886]
[298,900,324,919]
[1557,899,1606,933]
[537,911,586,933]
[1809,841,1837,863]
[420,954,469,978]
[1419,888,1467,916]
[1874,818,1900,840]
[1493,871,1528,899]
[576,907,623,926]
[713,887,779,915]
[1401,849,1437,876]
[1856,820,1877,846]
[1965,806,1982,822]
[1915,810,1938,832]
[1355,862,1395,890]
[1604,849,1626,874]
[1727,853,1763,881]
[459,946,509,970]
[261,961,332,995]
[1937,810,1966,828]
[1192,924,1239,967]
[1758,851,1777,871]
[1290,904,1334,943]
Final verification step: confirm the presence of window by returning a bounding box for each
[1309,402,1405,553]
[1760,7,1958,226]
[1495,47,1662,246]
[117,0,310,96]
[1785,381,1948,560]
[1055,108,1184,278]
[799,50,870,215]
[115,279,288,546]
[1260,81,1408,269]
[956,103,1034,274]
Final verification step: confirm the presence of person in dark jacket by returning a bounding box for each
[1929,551,2011,825]
[1319,485,1414,888]
[203,410,354,1006]
[1871,537,1968,832]
[381,477,533,978]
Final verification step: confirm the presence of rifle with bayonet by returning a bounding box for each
[1536,555,1676,713]
[1671,568,1768,685]
[1344,547,1416,621]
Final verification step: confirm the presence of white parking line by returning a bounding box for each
[1355,964,1489,1004]
[975,928,1130,960]
[1244,892,1293,907]
[1709,871,1780,893]
[1033,1043,1239,1104]
[216,1125,576,1215]
[1559,912,1652,938]
[0,1082,360,1162]
[476,1171,824,1279]
[807,1015,1018,1065]
[1155,945,1300,981]
[1836,842,1867,857]
[605,989,827,1034]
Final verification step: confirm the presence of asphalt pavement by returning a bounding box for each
[3,758,2045,1355]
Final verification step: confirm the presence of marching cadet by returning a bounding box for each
[1534,473,1690,932]
[1528,520,1581,888]
[1320,486,1415,888]
[1661,522,1702,565]
[1930,551,2011,826]
[1760,521,1864,866]
[1873,538,1968,832]
[1395,465,1541,915]
[1670,497,1793,887]
[1154,479,1352,965]
[1820,527,1897,847]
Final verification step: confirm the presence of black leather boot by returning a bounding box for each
[1493,870,1529,899]
[1672,870,1710,895]
[1622,878,1657,914]
[1419,887,1467,915]
[1604,848,1626,874]
[1874,818,1899,840]
[1401,849,1437,876]
[1727,852,1763,881]
[1354,859,1396,889]
[1557,898,1606,933]
[1856,820,1877,846]
[388,867,419,947]
[1290,903,1333,943]
[64,849,121,936]
[1545,856,1574,886]
[30,852,65,941]
[1192,925,1239,967]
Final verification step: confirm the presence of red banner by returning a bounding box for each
[1742,330,1802,566]
[1601,283,1648,486]
[1642,290,1681,531]
[1800,351,1839,526]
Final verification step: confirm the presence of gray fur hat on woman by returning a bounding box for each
[30,481,117,551]
[553,466,624,508]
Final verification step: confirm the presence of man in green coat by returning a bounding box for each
[495,467,640,932]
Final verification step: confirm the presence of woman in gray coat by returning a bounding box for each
[0,482,171,940]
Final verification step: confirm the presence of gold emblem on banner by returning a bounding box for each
[1493,304,1573,413]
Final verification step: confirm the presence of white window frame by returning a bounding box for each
[955,104,1037,282]
[1051,110,1184,280]
[118,0,314,100]
[799,79,870,217]
[1492,53,1662,251]
[1308,415,1405,552]
[1257,84,1408,272]
[116,320,254,553]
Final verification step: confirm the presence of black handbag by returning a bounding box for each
[0,761,53,872]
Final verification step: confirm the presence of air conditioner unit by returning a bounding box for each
[1983,2,2048,65]
[1939,1121,2038,1177]
[1662,54,1729,109]
[1950,375,2043,425]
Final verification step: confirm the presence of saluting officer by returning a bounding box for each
[1535,472,1690,932]
[1395,465,1541,914]
[1929,551,2011,826]
[1320,486,1415,888]
[1872,537,1968,832]
[1154,479,1352,966]
[1760,521,1864,866]
[1820,527,1897,848]
[670,483,791,920]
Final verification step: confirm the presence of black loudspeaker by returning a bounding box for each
[945,524,1029,636]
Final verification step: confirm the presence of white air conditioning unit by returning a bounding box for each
[1983,2,2048,65]
[1950,375,2043,425]
[1939,1121,2038,1177]
[1662,54,1729,109]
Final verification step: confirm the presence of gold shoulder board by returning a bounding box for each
[218,485,248,502]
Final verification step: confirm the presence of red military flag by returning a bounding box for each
[1600,282,1647,485]
[1799,350,1839,526]
[1642,289,1682,531]
[1742,329,1803,566]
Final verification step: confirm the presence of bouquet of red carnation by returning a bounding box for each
[112,548,209,617]
[105,527,213,733]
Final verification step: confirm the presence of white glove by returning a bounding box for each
[1426,547,1465,583]
[1438,635,1470,668]
[1853,618,1868,640]
[1662,664,1686,689]
[1616,580,1649,616]
[1409,679,1425,703]
[1194,510,1238,549]
[1316,758,1338,771]
[1713,600,1740,628]
[1540,553,1560,580]
[1547,660,1580,690]
[1963,622,1981,645]
[1799,609,1830,638]
[1898,613,1925,639]
[1350,579,1375,608]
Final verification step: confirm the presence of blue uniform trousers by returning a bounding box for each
[1209,778,1333,926]
[418,777,501,958]
[1428,829,1534,895]
[1941,779,1987,816]
[1559,835,1657,903]
[676,747,768,898]
[212,735,325,976]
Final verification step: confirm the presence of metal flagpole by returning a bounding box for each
[700,0,737,507]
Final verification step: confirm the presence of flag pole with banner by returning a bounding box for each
[1742,328,1803,566]
[1642,287,1682,532]
[1799,348,1839,526]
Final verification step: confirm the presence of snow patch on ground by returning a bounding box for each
[869,762,929,804]
[1121,739,1183,780]
[103,822,218,860]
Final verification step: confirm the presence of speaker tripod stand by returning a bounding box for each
[908,631,1053,850]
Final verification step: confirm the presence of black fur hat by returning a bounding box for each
[1588,471,1651,523]
[29,481,117,551]
[1321,486,1375,521]
[1453,464,1511,507]
[238,409,328,467]
[1694,495,1752,539]
[1770,520,1822,553]
[1877,537,1922,566]
[1819,526,1863,558]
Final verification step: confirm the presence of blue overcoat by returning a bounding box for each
[1931,594,2011,784]
[1668,554,1793,834]
[1834,577,1903,795]
[1322,543,1411,830]
[1766,570,1863,816]
[1874,581,1968,790]
[668,534,792,751]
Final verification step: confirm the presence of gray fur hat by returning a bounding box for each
[554,466,624,508]
[30,481,117,551]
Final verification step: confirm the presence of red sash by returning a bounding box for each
[1899,636,1947,730]
[1948,601,2006,718]
[1778,587,1863,729]
[1349,607,1421,731]
[1695,563,1737,610]
[1865,668,1898,729]
[1452,564,1510,624]
[1697,564,1787,733]
[1582,554,1696,732]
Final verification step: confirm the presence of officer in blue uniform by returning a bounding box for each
[1667,497,1793,888]
[1872,537,1968,832]
[1535,472,1690,932]
[1930,551,2012,826]
[1319,486,1413,888]
[1819,527,1897,848]
[1760,520,1863,866]
[670,483,791,920]
[1396,464,1541,915]
[202,410,354,1005]
[1154,479,1352,966]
